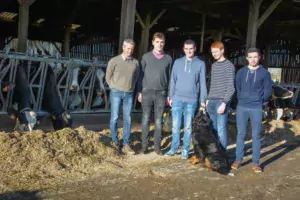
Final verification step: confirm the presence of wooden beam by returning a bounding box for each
[63,25,71,57]
[135,11,145,29]
[200,14,206,53]
[138,12,151,60]
[257,0,282,28]
[17,3,29,52]
[149,9,167,28]
[118,0,137,53]
[17,0,36,6]
[245,0,263,49]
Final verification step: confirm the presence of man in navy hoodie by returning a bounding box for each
[231,48,273,173]
[164,39,207,159]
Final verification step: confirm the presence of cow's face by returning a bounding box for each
[14,110,37,132]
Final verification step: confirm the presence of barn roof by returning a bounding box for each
[0,0,299,47]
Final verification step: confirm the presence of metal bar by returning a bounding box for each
[0,51,108,67]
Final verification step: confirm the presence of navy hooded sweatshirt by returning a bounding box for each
[236,65,273,109]
[169,56,207,104]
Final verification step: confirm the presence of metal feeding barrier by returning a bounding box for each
[0,46,134,115]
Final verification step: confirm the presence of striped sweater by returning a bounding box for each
[208,59,235,104]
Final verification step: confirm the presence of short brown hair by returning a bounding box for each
[246,47,261,56]
[184,39,196,48]
[152,32,165,41]
[211,41,224,50]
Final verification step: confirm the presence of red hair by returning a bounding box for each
[211,41,224,50]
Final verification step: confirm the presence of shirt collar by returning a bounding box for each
[121,54,133,61]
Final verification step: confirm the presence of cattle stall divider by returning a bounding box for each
[0,47,142,116]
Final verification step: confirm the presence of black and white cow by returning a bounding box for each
[3,60,72,132]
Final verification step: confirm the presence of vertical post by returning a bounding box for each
[200,14,206,53]
[263,44,271,68]
[63,25,71,57]
[246,0,262,50]
[17,1,30,52]
[119,0,137,53]
[138,12,151,60]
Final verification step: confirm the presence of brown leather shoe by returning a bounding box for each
[253,164,263,173]
[123,144,136,155]
[231,161,241,170]
[154,148,163,155]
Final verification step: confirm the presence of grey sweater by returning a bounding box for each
[137,52,173,92]
[208,59,235,103]
[105,55,140,92]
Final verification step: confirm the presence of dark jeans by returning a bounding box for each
[141,89,167,150]
[235,105,263,165]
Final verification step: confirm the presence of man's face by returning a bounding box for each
[122,43,134,59]
[211,48,224,60]
[246,52,260,67]
[183,44,196,59]
[152,38,165,52]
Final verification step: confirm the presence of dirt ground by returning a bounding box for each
[0,118,299,200]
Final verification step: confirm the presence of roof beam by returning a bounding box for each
[257,0,282,28]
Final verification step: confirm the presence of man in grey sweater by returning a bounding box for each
[137,32,173,155]
[106,39,140,155]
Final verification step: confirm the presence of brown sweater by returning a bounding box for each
[105,54,140,92]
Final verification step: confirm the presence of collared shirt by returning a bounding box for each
[121,54,133,61]
[152,50,164,59]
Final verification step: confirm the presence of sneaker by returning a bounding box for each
[123,145,136,155]
[154,148,163,156]
[231,161,241,170]
[181,150,189,159]
[253,164,263,173]
[164,149,175,156]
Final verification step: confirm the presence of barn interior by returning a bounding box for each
[0,0,299,115]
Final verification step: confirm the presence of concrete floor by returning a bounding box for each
[0,113,143,132]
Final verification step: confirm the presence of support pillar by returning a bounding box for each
[118,0,137,53]
[200,14,206,53]
[17,0,36,52]
[63,24,71,57]
[246,0,282,50]
[136,9,167,59]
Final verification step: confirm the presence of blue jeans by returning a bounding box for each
[235,105,262,165]
[207,99,229,150]
[109,88,134,146]
[170,99,198,152]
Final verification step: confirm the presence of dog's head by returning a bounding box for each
[193,111,211,128]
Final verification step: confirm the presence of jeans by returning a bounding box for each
[235,105,262,165]
[207,99,229,150]
[141,89,167,150]
[170,99,198,152]
[109,88,134,146]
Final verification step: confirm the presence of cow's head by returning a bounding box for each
[52,111,73,131]
[13,109,37,132]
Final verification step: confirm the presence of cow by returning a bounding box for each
[2,60,73,132]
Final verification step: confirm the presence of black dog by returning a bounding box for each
[191,111,230,175]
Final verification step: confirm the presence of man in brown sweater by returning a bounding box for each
[106,39,140,155]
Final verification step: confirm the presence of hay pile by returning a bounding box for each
[0,127,119,192]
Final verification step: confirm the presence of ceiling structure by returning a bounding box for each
[0,0,299,50]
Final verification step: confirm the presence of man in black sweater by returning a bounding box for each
[137,32,173,155]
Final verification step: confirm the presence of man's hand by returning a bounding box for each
[205,100,209,107]
[167,97,172,106]
[217,102,226,114]
[201,103,206,108]
[138,92,142,103]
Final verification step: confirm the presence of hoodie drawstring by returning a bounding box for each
[184,59,192,73]
[246,69,257,83]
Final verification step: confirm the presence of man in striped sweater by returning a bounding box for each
[206,41,235,151]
